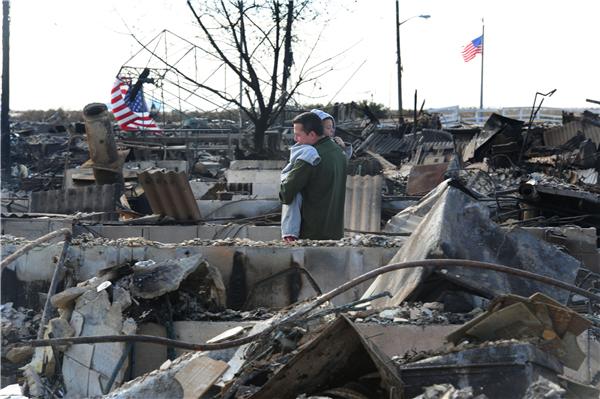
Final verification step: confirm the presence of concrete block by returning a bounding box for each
[189,180,217,200]
[62,290,130,398]
[250,183,280,198]
[173,321,255,360]
[3,219,50,239]
[132,321,256,378]
[246,226,280,241]
[144,246,179,263]
[197,225,222,239]
[77,245,121,281]
[130,246,146,263]
[134,323,168,377]
[225,169,280,184]
[81,225,145,240]
[62,355,92,398]
[146,225,198,243]
[564,330,600,386]
[229,160,285,170]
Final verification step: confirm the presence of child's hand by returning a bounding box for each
[333,136,346,148]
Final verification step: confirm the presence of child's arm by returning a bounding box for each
[279,159,312,204]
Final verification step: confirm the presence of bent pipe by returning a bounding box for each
[1,228,72,271]
[18,259,600,351]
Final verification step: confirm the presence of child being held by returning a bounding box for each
[311,108,352,159]
[280,141,321,241]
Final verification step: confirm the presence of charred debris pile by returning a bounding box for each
[0,102,599,398]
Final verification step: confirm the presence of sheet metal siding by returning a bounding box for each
[30,184,119,220]
[358,129,460,158]
[543,121,600,147]
[406,163,450,196]
[357,132,406,155]
[345,175,383,232]
[139,171,202,221]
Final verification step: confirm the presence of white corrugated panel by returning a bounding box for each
[576,169,599,185]
[344,175,383,233]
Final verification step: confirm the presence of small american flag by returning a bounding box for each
[110,78,161,133]
[462,35,483,62]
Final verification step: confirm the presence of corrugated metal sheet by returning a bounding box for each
[344,175,383,232]
[543,121,600,147]
[419,129,454,143]
[358,129,459,157]
[357,132,406,155]
[30,184,120,220]
[554,121,600,146]
[139,170,202,221]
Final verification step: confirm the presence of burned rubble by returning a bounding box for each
[1,104,599,399]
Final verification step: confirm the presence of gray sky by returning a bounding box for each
[7,0,600,111]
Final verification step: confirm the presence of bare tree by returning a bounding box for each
[186,0,324,152]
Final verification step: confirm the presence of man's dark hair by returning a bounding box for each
[293,112,324,136]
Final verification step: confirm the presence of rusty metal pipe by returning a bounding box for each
[304,259,600,313]
[82,103,123,186]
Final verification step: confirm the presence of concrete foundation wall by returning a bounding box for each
[2,243,397,307]
[1,219,282,242]
[77,224,282,243]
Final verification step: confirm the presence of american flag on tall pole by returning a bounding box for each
[461,35,483,62]
[110,78,161,133]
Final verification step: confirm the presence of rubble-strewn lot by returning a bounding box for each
[1,107,599,398]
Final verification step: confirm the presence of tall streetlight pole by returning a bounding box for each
[395,0,401,124]
[395,1,429,124]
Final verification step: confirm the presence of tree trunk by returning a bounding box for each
[253,119,268,152]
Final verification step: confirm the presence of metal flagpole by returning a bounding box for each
[479,19,485,109]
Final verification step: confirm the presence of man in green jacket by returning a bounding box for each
[280,112,348,240]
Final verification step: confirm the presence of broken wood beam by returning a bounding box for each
[1,228,72,271]
[37,231,73,339]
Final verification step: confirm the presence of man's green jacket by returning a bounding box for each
[280,137,347,240]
